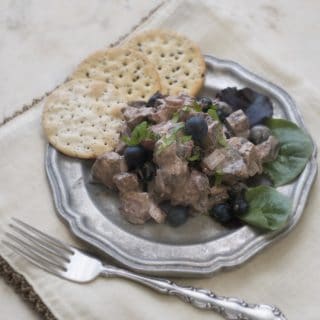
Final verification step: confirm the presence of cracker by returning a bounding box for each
[70,47,161,101]
[42,79,126,159]
[125,29,206,96]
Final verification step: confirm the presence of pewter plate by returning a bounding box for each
[46,55,317,277]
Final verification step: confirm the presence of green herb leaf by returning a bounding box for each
[170,122,185,135]
[263,119,313,186]
[214,171,223,186]
[182,106,191,112]
[240,186,292,231]
[180,135,192,143]
[188,154,200,161]
[207,107,220,121]
[193,102,202,112]
[218,131,228,147]
[188,146,201,162]
[122,121,155,146]
[172,112,179,123]
[156,123,185,154]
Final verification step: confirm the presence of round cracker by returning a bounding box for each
[43,79,126,159]
[70,47,161,101]
[125,29,206,96]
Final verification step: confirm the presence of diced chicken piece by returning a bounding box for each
[113,172,140,193]
[176,170,210,215]
[228,137,263,176]
[120,192,151,224]
[91,152,127,189]
[178,94,195,106]
[123,106,154,128]
[148,105,180,123]
[120,192,165,224]
[154,142,189,175]
[176,140,194,160]
[201,148,227,173]
[164,96,186,106]
[150,120,177,137]
[208,185,230,208]
[218,148,249,179]
[152,142,190,200]
[202,147,249,180]
[256,136,280,163]
[152,165,189,199]
[149,202,166,223]
[225,110,250,138]
[148,95,189,123]
[202,121,223,154]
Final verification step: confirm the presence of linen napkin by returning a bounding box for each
[1,1,320,319]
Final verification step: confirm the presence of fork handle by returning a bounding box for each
[102,266,286,320]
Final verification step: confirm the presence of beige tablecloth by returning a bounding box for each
[1,1,320,319]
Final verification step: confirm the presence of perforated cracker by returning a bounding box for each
[70,47,161,101]
[42,79,126,159]
[125,29,206,96]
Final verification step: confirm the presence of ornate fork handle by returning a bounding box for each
[102,266,286,320]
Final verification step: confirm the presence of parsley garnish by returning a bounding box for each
[171,112,179,123]
[183,101,202,113]
[207,104,220,122]
[214,171,223,186]
[182,106,192,112]
[208,108,219,121]
[122,121,156,146]
[180,135,192,143]
[217,126,228,147]
[188,154,200,161]
[188,146,201,162]
[157,123,188,154]
[192,102,202,112]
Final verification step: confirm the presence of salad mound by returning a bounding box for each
[91,87,312,230]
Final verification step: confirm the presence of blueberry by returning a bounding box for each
[209,203,234,224]
[124,146,148,170]
[160,202,189,227]
[197,96,213,111]
[232,198,249,215]
[146,91,163,108]
[245,96,273,127]
[216,102,233,121]
[185,116,208,143]
[249,125,271,145]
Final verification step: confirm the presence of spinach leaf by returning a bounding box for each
[240,186,292,231]
[263,118,313,186]
[122,121,156,146]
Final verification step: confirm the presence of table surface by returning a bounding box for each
[1,1,320,319]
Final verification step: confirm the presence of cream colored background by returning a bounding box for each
[0,1,319,320]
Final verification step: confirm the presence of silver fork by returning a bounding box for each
[3,219,286,320]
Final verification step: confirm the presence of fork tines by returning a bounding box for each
[2,218,74,275]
